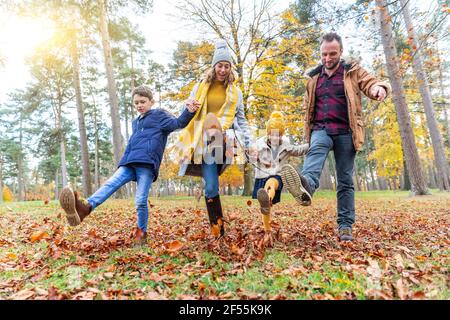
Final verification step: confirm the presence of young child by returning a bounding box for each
[252,111,309,235]
[59,85,199,244]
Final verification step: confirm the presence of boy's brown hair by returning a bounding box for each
[132,85,153,100]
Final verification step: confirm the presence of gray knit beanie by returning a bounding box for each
[211,39,233,66]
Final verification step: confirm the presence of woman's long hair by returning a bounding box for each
[203,65,238,86]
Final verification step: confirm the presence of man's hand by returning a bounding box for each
[186,99,201,113]
[370,85,387,102]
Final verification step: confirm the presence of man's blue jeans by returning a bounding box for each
[301,130,356,230]
[87,165,154,232]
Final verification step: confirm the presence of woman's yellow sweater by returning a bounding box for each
[206,80,226,115]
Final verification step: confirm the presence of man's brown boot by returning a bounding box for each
[59,187,92,226]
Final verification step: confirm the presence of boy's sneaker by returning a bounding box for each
[280,164,312,206]
[338,228,353,241]
[256,188,271,215]
[59,187,92,226]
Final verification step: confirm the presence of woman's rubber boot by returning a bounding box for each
[205,195,225,239]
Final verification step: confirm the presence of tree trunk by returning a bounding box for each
[56,107,69,187]
[428,164,437,189]
[400,0,450,191]
[242,163,253,196]
[376,0,428,195]
[402,157,411,191]
[369,162,377,190]
[354,172,362,192]
[94,107,100,190]
[377,177,384,190]
[319,156,333,190]
[55,171,59,200]
[363,165,370,191]
[99,0,125,198]
[17,117,25,201]
[99,0,124,166]
[437,44,450,148]
[60,138,68,187]
[0,157,3,202]
[71,35,92,196]
[123,98,132,198]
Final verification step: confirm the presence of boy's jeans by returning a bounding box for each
[301,130,356,230]
[87,165,154,232]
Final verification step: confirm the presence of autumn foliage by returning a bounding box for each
[2,186,13,202]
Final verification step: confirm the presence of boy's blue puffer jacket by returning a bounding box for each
[118,108,194,181]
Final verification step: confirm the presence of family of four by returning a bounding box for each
[59,32,390,244]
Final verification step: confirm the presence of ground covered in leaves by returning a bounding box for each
[0,191,448,300]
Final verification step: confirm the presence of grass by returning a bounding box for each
[0,191,449,300]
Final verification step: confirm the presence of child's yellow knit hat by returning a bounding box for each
[266,111,285,136]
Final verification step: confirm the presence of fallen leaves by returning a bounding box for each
[0,195,448,300]
[10,289,35,300]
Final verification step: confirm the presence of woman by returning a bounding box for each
[177,40,252,240]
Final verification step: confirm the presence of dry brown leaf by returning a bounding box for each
[10,289,35,300]
[395,278,407,300]
[165,240,184,252]
[30,230,49,243]
[231,244,245,256]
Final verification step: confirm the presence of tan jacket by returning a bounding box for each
[303,60,391,151]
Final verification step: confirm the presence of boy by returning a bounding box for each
[59,85,199,244]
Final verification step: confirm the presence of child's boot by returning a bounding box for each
[59,187,92,226]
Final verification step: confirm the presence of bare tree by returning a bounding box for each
[400,0,450,190]
[98,0,124,167]
[375,0,428,195]
[436,44,450,149]
[176,0,285,195]
[69,28,92,196]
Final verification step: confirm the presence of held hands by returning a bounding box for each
[245,146,258,164]
[186,99,201,113]
[370,85,387,102]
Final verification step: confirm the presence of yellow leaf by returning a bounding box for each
[7,252,18,260]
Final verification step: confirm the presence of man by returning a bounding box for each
[280,32,391,241]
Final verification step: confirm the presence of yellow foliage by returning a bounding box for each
[3,186,13,202]
[219,165,244,188]
[367,99,404,178]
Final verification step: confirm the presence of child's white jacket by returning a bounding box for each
[254,136,309,179]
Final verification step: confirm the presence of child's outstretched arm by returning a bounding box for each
[289,143,309,156]
[159,107,197,133]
